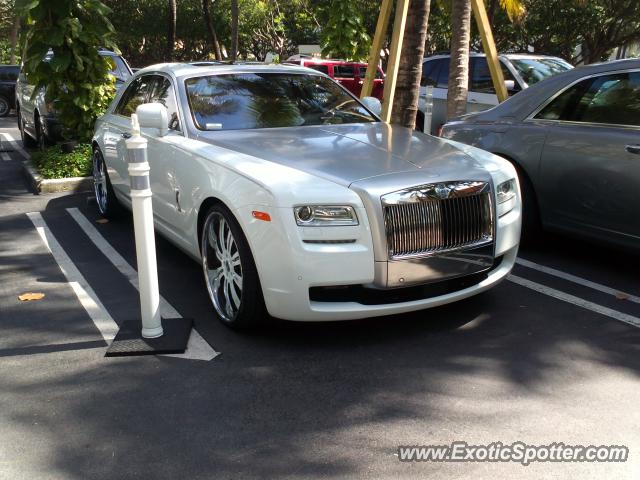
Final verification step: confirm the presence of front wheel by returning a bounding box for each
[201,204,266,329]
[18,109,37,148]
[93,148,121,218]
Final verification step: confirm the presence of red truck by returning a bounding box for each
[285,56,385,101]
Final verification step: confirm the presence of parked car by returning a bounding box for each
[441,58,640,250]
[92,63,521,328]
[16,48,133,148]
[286,55,385,100]
[0,64,19,117]
[418,53,573,134]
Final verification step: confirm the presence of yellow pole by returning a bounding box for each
[470,0,508,102]
[381,0,410,122]
[361,0,394,99]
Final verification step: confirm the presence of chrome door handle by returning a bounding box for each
[121,132,131,139]
[625,144,640,155]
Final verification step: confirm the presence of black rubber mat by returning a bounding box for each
[105,317,193,357]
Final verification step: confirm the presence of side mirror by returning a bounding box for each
[504,80,516,91]
[361,96,382,116]
[136,103,169,136]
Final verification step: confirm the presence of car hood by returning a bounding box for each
[194,123,489,187]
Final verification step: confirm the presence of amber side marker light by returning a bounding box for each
[252,211,272,222]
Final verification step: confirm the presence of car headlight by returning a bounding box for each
[496,179,517,217]
[294,205,358,226]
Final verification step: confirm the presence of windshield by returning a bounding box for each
[109,56,132,82]
[510,58,573,86]
[185,73,377,131]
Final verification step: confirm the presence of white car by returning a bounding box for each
[418,53,573,134]
[92,63,522,328]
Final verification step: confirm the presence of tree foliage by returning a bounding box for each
[17,0,117,141]
[320,0,371,61]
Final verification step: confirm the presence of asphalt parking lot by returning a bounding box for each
[1,115,639,479]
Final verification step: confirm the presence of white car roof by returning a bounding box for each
[423,53,568,62]
[133,62,315,79]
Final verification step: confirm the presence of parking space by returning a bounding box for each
[1,117,639,479]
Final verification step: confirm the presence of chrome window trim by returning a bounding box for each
[524,67,640,127]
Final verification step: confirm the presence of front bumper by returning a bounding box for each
[239,193,520,322]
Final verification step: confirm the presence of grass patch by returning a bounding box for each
[31,143,92,179]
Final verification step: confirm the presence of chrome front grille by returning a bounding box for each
[382,181,493,259]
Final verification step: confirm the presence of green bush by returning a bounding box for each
[17,0,118,142]
[31,143,92,179]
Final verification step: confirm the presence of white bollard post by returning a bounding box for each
[126,114,163,339]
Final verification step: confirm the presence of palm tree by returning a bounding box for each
[391,0,432,128]
[202,0,223,60]
[168,0,177,60]
[230,0,239,61]
[446,0,525,120]
[446,0,472,119]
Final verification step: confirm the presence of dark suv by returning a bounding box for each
[0,65,19,117]
[16,49,132,148]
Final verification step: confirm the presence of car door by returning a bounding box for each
[144,74,185,231]
[332,64,359,96]
[357,66,384,100]
[467,58,521,112]
[103,75,155,197]
[419,58,449,133]
[17,70,36,134]
[534,69,640,242]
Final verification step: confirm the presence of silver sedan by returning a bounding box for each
[441,59,640,250]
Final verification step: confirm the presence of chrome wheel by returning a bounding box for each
[202,212,243,322]
[93,150,108,214]
[36,118,46,150]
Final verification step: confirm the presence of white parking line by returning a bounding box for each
[27,212,119,342]
[516,257,640,304]
[508,274,640,328]
[0,132,30,160]
[1,152,10,161]
[66,207,219,361]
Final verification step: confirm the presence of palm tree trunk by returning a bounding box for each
[447,0,471,120]
[202,0,223,60]
[9,15,20,64]
[230,0,239,61]
[391,0,431,128]
[168,0,177,60]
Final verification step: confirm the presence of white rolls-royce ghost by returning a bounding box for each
[92,63,522,328]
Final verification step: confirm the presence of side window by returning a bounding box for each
[0,66,19,81]
[575,72,640,126]
[421,60,439,87]
[307,64,329,75]
[358,67,382,79]
[333,65,355,78]
[470,58,518,93]
[148,76,181,131]
[115,76,153,117]
[535,71,640,126]
[435,58,450,88]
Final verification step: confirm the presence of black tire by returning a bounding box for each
[0,96,9,117]
[92,148,122,219]
[513,163,542,243]
[18,108,37,148]
[200,203,267,329]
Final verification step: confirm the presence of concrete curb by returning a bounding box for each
[22,159,92,194]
